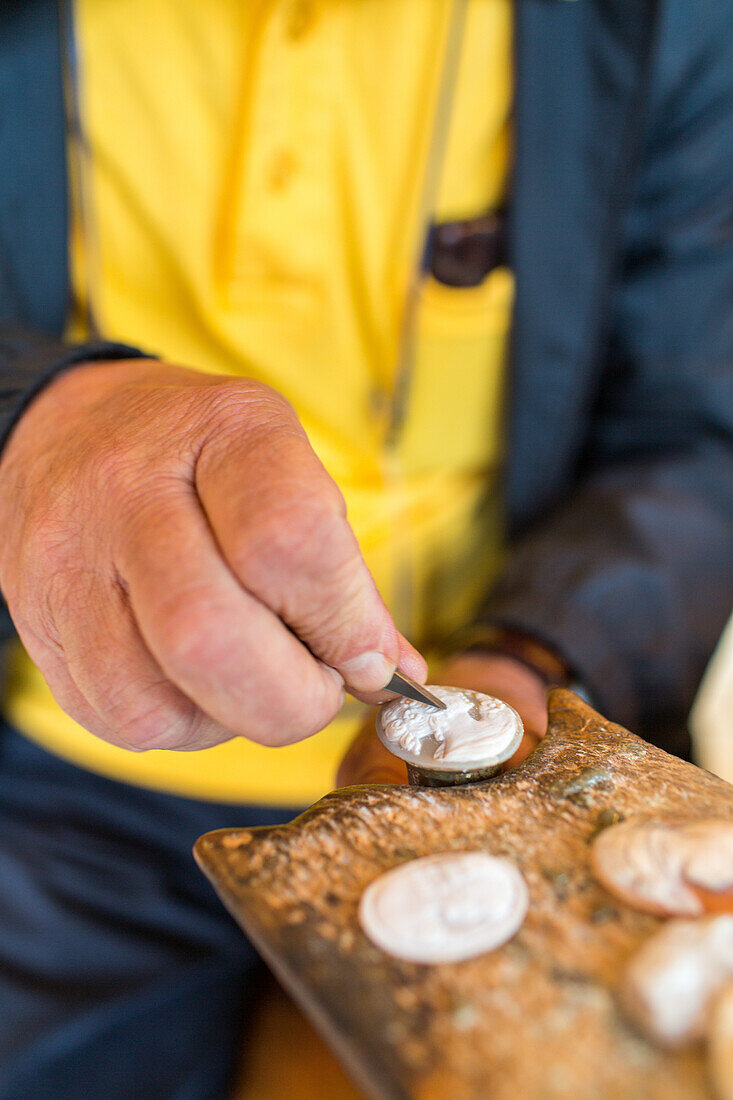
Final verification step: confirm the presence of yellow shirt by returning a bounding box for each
[3,0,514,806]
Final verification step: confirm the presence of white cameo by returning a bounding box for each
[376,686,523,771]
[358,851,528,964]
[591,819,733,917]
[621,915,733,1047]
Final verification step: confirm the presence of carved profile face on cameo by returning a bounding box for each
[358,852,528,964]
[376,686,523,774]
[591,819,733,917]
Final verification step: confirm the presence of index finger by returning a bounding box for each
[195,401,427,694]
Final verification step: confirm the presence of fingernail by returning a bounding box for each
[340,652,395,693]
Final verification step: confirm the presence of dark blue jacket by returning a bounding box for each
[0,0,731,747]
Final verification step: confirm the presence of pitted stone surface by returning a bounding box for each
[196,691,733,1100]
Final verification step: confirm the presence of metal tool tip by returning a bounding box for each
[386,671,446,710]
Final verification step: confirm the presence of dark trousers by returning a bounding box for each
[0,720,299,1100]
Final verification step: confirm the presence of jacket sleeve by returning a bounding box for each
[0,324,151,642]
[0,324,150,454]
[479,1,733,741]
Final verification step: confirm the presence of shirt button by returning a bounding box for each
[266,149,298,192]
[286,0,316,40]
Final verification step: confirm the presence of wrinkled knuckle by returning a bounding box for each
[207,379,296,435]
[196,392,301,489]
[250,381,296,422]
[241,379,295,422]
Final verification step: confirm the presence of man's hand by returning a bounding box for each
[0,359,425,752]
[336,651,548,787]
